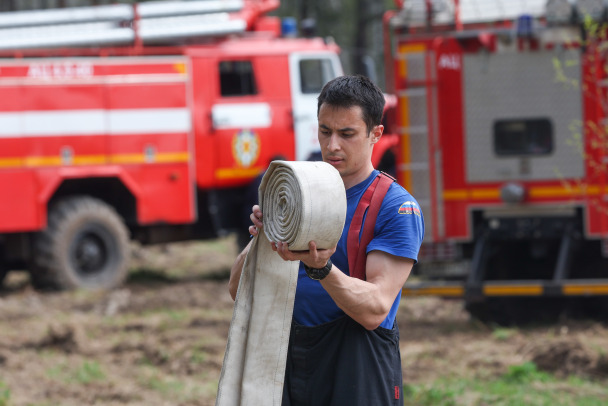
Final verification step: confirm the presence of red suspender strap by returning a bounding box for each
[347,172,395,281]
[347,176,379,279]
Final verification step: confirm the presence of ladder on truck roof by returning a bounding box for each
[393,0,547,27]
[0,0,278,51]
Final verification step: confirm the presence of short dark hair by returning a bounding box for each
[317,75,385,134]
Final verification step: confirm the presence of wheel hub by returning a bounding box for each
[73,232,107,274]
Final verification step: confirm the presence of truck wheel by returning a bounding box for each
[31,196,130,290]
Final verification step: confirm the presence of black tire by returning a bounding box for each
[31,196,130,290]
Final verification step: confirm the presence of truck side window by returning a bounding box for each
[299,59,334,94]
[219,60,257,96]
[494,118,553,156]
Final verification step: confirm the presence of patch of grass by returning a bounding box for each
[138,368,186,398]
[139,349,170,367]
[404,363,608,406]
[592,344,607,357]
[137,366,213,403]
[196,379,219,401]
[46,364,64,380]
[74,361,105,384]
[165,309,188,321]
[0,380,10,406]
[144,375,185,395]
[47,360,106,385]
[404,381,460,406]
[156,309,190,331]
[492,327,517,341]
[189,349,208,365]
[501,362,553,384]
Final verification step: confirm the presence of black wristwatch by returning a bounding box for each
[303,259,333,281]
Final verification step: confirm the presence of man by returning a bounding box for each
[229,75,424,405]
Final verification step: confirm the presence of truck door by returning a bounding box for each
[289,52,343,161]
[209,57,293,187]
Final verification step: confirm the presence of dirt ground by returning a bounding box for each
[1,237,608,406]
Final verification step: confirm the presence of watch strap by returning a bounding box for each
[303,259,333,280]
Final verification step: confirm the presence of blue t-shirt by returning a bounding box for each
[293,170,425,328]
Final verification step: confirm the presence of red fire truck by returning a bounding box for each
[386,0,608,322]
[0,0,400,290]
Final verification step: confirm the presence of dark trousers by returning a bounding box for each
[282,316,404,406]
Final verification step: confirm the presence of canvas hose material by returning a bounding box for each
[216,160,347,406]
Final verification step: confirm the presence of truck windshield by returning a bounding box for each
[299,58,335,94]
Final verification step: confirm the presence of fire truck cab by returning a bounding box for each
[386,0,608,322]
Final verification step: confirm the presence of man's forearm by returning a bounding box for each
[320,266,390,330]
[320,252,414,330]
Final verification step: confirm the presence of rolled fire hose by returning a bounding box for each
[216,160,347,406]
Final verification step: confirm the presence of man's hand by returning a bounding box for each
[249,205,263,237]
[272,240,336,269]
[252,203,335,268]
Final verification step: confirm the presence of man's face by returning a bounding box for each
[318,103,382,189]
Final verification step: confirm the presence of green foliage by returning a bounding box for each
[0,380,10,406]
[552,56,579,89]
[501,362,553,384]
